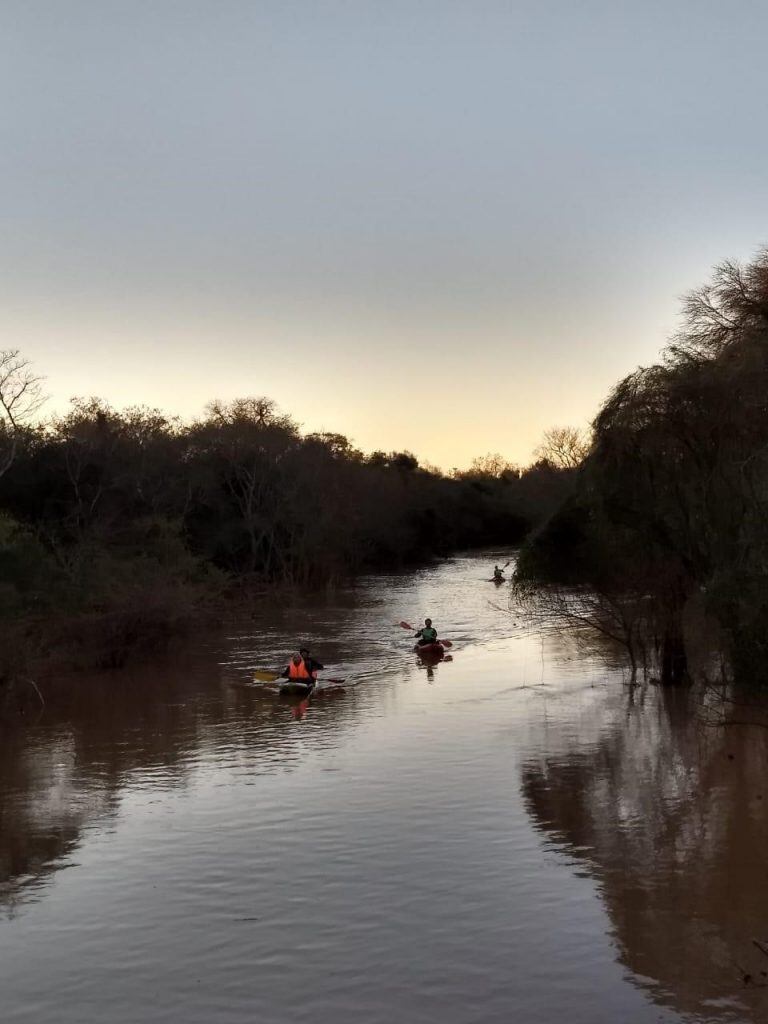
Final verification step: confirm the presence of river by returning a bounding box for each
[1,550,767,1023]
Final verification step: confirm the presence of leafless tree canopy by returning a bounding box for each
[0,350,45,428]
[534,426,590,470]
[0,350,45,478]
[454,452,519,480]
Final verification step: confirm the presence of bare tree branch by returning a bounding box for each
[534,426,591,470]
[0,350,46,479]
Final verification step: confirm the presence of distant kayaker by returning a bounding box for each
[414,618,438,646]
[493,565,504,581]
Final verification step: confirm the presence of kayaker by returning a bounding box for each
[493,565,504,581]
[299,646,324,677]
[281,653,316,685]
[414,618,438,646]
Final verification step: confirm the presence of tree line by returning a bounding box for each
[0,360,576,671]
[516,250,768,687]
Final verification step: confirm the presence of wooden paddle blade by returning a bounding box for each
[439,639,453,649]
[253,669,280,682]
[399,621,414,630]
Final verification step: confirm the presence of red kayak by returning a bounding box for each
[414,641,446,658]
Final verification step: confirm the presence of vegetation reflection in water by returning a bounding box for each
[0,553,767,1023]
[522,674,768,1022]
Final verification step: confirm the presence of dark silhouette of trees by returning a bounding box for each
[456,453,519,481]
[517,250,768,687]
[0,373,574,670]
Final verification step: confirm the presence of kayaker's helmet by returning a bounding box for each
[425,618,432,626]
[299,647,310,657]
[292,653,303,665]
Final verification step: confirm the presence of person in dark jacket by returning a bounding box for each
[299,646,324,676]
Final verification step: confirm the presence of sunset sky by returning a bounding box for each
[2,1,767,469]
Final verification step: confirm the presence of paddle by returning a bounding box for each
[397,621,453,649]
[253,669,346,685]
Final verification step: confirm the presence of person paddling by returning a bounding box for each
[281,652,317,688]
[414,618,439,647]
[493,564,504,581]
[299,646,324,677]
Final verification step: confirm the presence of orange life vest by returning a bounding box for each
[289,658,312,680]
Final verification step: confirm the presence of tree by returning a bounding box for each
[456,452,518,480]
[534,427,590,470]
[305,432,362,460]
[205,396,291,430]
[0,350,45,478]
[519,251,768,685]
[187,398,301,575]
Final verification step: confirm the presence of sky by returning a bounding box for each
[2,1,767,470]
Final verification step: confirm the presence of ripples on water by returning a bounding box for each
[1,551,767,1023]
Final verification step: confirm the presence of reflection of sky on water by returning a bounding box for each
[0,552,763,1022]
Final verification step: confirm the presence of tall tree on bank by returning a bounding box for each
[518,251,768,686]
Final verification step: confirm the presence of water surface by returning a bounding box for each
[1,552,766,1023]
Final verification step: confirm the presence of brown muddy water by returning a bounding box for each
[1,551,767,1023]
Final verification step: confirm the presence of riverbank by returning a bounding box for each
[0,532,536,692]
[0,386,578,692]
[0,544,518,716]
